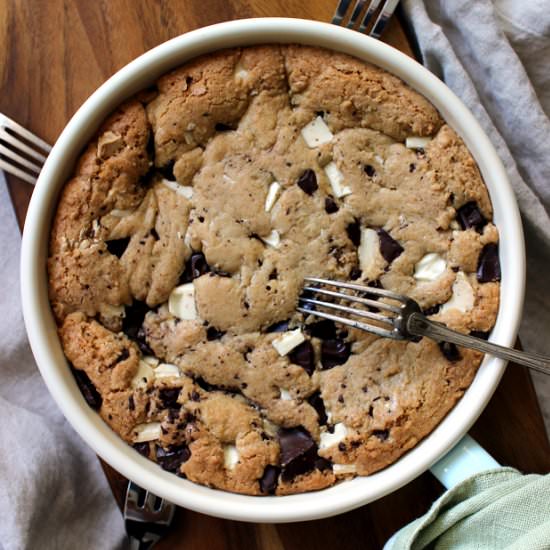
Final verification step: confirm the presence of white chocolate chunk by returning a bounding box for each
[142,356,159,367]
[133,422,162,443]
[168,283,197,320]
[272,329,305,356]
[161,178,194,199]
[319,423,348,450]
[261,230,281,249]
[264,181,281,212]
[110,208,133,218]
[234,60,249,81]
[154,363,181,379]
[324,162,352,198]
[279,388,292,401]
[131,360,155,389]
[262,418,278,437]
[440,272,475,314]
[301,116,333,148]
[406,136,431,149]
[414,253,447,282]
[358,227,385,279]
[223,444,240,470]
[333,463,357,474]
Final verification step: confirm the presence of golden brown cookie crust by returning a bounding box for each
[48,45,500,496]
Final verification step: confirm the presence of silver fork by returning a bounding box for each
[332,0,400,38]
[124,481,176,550]
[299,277,550,375]
[0,113,51,184]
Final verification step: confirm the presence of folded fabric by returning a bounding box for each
[388,467,550,549]
[0,176,127,550]
[402,0,550,431]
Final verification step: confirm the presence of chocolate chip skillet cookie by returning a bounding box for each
[48,45,501,495]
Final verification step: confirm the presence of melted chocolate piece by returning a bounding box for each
[266,320,290,333]
[297,169,318,195]
[376,229,403,263]
[364,164,376,177]
[477,243,501,283]
[159,161,175,180]
[106,238,130,259]
[259,465,280,494]
[324,196,339,214]
[156,444,191,472]
[288,341,315,375]
[423,304,441,316]
[133,442,150,458]
[307,392,328,425]
[320,339,351,369]
[122,300,151,342]
[278,427,319,481]
[72,368,102,410]
[306,319,337,340]
[158,388,180,408]
[439,341,461,362]
[346,220,361,247]
[372,429,389,441]
[457,202,487,232]
[206,326,225,341]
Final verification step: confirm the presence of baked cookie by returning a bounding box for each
[48,45,500,495]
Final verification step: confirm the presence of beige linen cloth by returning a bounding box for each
[0,176,127,550]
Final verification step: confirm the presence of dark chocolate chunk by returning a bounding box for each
[307,392,328,425]
[372,429,389,441]
[439,341,461,362]
[159,161,175,180]
[376,229,403,263]
[266,320,290,333]
[180,252,210,283]
[136,327,154,356]
[206,326,225,341]
[457,202,487,232]
[158,388,180,408]
[72,368,102,410]
[156,444,191,472]
[423,304,441,316]
[133,442,150,458]
[288,341,315,375]
[306,319,337,340]
[215,122,234,132]
[278,427,319,481]
[190,253,210,279]
[297,169,318,195]
[106,237,130,259]
[122,300,150,342]
[477,243,501,283]
[324,196,339,214]
[320,339,351,369]
[314,457,332,471]
[364,164,376,177]
[346,220,361,246]
[259,465,280,494]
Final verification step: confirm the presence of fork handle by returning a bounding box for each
[407,313,550,376]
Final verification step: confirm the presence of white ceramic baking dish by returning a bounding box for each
[20,18,525,523]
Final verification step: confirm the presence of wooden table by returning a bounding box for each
[2,1,549,548]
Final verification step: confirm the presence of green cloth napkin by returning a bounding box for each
[389,468,550,549]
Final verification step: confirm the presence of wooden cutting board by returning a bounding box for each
[2,1,549,548]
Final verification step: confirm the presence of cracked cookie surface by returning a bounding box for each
[48,45,500,495]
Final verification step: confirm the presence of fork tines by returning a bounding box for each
[332,0,400,38]
[298,276,409,340]
[0,113,51,185]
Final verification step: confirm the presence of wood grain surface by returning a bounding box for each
[1,1,549,549]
